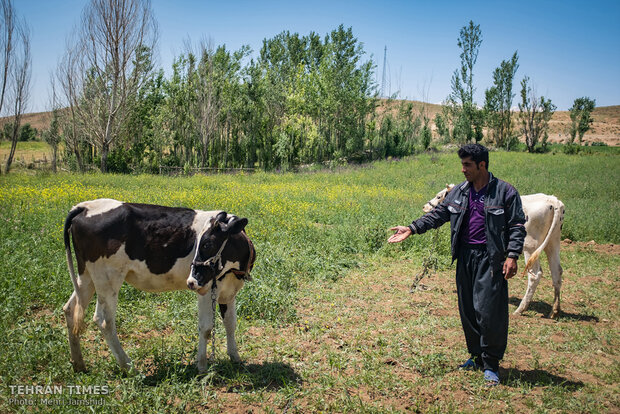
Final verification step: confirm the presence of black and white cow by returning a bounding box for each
[62,199,255,373]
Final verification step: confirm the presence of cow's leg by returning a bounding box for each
[514,253,543,315]
[63,272,95,372]
[546,243,563,319]
[196,292,215,372]
[92,276,133,372]
[220,299,241,363]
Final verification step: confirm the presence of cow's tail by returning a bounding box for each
[521,199,564,278]
[64,207,85,334]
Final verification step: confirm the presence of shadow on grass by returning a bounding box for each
[509,297,599,322]
[142,359,301,391]
[501,367,584,390]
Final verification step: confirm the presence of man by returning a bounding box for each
[388,144,526,386]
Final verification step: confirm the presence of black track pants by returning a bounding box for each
[456,245,508,372]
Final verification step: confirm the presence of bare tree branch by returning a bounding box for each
[0,0,15,116]
[193,39,222,167]
[70,0,158,172]
[56,37,87,171]
[4,15,31,173]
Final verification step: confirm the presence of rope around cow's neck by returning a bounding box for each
[208,238,228,270]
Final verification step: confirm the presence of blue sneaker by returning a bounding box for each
[484,369,500,386]
[458,358,482,371]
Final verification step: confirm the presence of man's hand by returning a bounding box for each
[388,226,412,243]
[503,257,518,280]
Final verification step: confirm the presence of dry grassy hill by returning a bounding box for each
[4,102,620,146]
[547,105,620,145]
[377,100,620,146]
[6,111,54,131]
[375,99,444,121]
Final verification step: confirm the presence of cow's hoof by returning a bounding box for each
[549,311,560,319]
[196,358,209,373]
[120,365,141,377]
[228,350,241,363]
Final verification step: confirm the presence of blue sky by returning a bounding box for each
[16,0,620,112]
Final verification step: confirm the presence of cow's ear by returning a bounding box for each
[210,211,228,231]
[215,211,227,223]
[225,217,248,235]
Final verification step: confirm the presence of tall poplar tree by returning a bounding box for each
[485,51,519,149]
[448,20,483,143]
[2,0,30,174]
[518,76,556,152]
[568,97,596,145]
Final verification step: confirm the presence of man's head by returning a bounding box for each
[458,144,489,169]
[458,144,489,183]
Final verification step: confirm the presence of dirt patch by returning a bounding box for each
[562,239,620,255]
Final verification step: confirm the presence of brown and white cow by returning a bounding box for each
[423,187,565,318]
[62,199,255,373]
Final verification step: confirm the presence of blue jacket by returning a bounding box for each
[410,172,526,270]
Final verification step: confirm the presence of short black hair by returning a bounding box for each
[458,144,489,169]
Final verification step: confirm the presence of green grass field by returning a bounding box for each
[0,150,618,412]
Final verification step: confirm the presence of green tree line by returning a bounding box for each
[60,25,392,173]
[1,0,600,174]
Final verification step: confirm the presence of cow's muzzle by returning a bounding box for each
[187,276,198,291]
[188,260,216,289]
[187,275,210,296]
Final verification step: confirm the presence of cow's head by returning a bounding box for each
[187,211,249,295]
[422,184,455,213]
